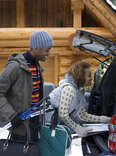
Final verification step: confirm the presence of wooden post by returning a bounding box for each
[54,55,59,85]
[71,0,84,28]
[115,0,116,5]
[73,10,82,28]
[16,0,24,27]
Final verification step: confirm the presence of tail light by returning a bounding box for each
[108,114,116,153]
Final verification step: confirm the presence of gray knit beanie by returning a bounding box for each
[30,30,53,49]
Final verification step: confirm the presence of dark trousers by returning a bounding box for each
[11,116,40,142]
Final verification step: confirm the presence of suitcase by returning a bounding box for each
[0,121,40,156]
[39,101,72,156]
[39,125,72,156]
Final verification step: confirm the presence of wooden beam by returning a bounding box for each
[16,0,24,27]
[0,28,76,40]
[0,47,74,58]
[0,39,70,48]
[0,27,115,55]
[79,27,115,40]
[71,0,84,10]
[71,0,84,28]
[73,10,82,28]
[54,55,59,85]
[83,0,116,38]
[0,27,114,40]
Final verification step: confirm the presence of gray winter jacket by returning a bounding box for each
[0,53,43,134]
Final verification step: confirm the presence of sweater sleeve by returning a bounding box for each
[78,107,110,123]
[78,107,101,122]
[58,85,110,125]
[58,85,85,133]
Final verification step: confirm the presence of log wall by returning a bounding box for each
[0,0,116,84]
[0,0,73,27]
[0,0,108,28]
[0,27,115,84]
[0,0,16,27]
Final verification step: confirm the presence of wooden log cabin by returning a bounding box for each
[0,0,116,85]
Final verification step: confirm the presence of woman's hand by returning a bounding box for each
[100,116,111,123]
[77,125,92,137]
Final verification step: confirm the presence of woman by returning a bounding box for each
[49,61,110,137]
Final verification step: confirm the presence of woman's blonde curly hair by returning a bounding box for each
[68,61,90,88]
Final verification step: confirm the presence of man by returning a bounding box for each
[0,30,53,141]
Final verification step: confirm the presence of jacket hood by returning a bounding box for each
[8,53,30,72]
[59,73,78,89]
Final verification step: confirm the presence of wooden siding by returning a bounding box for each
[0,0,73,27]
[0,27,115,84]
[0,0,16,27]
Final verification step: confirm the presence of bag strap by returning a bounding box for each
[2,120,32,153]
[43,98,46,126]
[50,108,59,129]
[23,120,31,153]
[41,97,48,126]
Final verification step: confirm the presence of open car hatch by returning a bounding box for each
[72,30,116,57]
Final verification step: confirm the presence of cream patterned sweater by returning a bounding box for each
[58,85,110,136]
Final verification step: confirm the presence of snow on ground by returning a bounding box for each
[69,138,83,156]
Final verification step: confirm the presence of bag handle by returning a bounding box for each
[50,108,59,137]
[39,96,59,137]
[40,97,47,126]
[23,120,31,153]
[42,97,59,136]
[2,120,32,153]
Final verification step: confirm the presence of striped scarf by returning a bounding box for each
[23,51,41,107]
[28,65,40,106]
